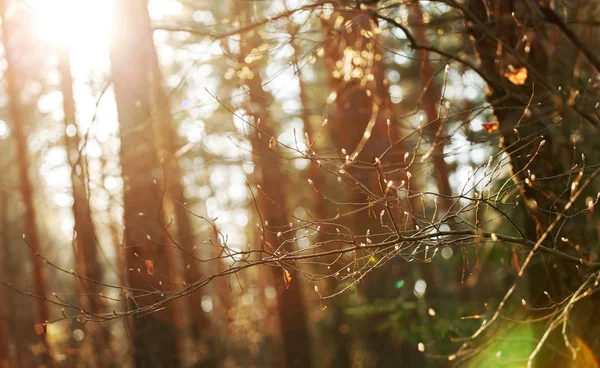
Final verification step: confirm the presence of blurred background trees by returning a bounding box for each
[1,0,600,367]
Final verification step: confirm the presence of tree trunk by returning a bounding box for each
[110,0,179,366]
[409,3,453,214]
[322,8,427,366]
[0,190,10,368]
[466,0,597,363]
[1,6,54,366]
[236,4,313,366]
[58,49,110,367]
[150,39,209,338]
[288,23,351,368]
[0,187,28,366]
[142,10,218,363]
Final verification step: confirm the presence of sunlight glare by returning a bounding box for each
[0,120,9,139]
[29,0,114,52]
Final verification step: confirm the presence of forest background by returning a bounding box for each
[1,0,600,367]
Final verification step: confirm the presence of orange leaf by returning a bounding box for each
[283,269,291,289]
[268,136,275,150]
[34,323,46,335]
[504,66,528,85]
[481,121,499,133]
[512,249,521,272]
[145,260,155,275]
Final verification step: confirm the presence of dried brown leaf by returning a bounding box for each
[145,260,155,275]
[34,323,46,335]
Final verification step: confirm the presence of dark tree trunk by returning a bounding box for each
[0,190,10,368]
[0,188,28,366]
[288,23,351,368]
[236,4,313,366]
[410,3,453,214]
[110,0,179,366]
[142,10,217,362]
[322,8,426,367]
[466,0,599,363]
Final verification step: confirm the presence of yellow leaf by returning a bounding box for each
[269,136,276,150]
[283,269,291,289]
[504,66,528,85]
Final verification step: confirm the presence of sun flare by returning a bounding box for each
[28,0,114,52]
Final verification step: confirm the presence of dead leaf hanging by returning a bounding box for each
[504,66,528,85]
[283,269,291,289]
[269,136,276,150]
[34,323,46,335]
[481,121,499,133]
[145,260,155,275]
[512,249,521,272]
